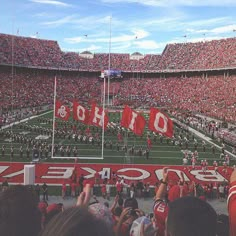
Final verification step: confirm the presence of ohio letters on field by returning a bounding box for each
[55,101,174,138]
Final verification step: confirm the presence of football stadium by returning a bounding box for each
[0,1,236,235]
[0,32,235,186]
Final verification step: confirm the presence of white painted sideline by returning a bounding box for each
[173,118,236,159]
[1,110,52,130]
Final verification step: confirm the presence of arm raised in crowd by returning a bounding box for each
[155,167,169,201]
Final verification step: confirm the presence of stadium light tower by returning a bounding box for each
[84,34,89,75]
[183,35,187,43]
[203,33,206,42]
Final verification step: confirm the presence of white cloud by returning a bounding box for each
[61,48,80,52]
[186,17,230,28]
[72,15,121,29]
[41,16,75,27]
[41,14,120,30]
[131,29,149,39]
[30,35,38,38]
[84,44,102,52]
[62,44,102,53]
[185,36,224,43]
[64,36,84,44]
[29,0,71,7]
[134,40,163,49]
[186,24,236,35]
[33,12,58,18]
[211,25,236,34]
[64,29,149,44]
[101,0,236,7]
[29,33,39,38]
[111,43,132,52]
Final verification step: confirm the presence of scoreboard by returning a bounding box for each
[100,69,122,79]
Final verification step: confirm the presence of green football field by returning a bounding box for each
[0,110,234,167]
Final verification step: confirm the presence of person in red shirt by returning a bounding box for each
[168,171,187,202]
[153,168,189,236]
[153,167,169,236]
[85,127,90,136]
[112,171,118,184]
[213,160,218,174]
[227,169,236,236]
[147,136,152,149]
[191,155,197,169]
[222,161,228,175]
[116,179,123,196]
[201,160,208,174]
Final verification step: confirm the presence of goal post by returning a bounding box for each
[51,76,106,160]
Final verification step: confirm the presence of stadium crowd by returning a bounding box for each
[115,75,236,123]
[1,33,236,125]
[0,67,235,125]
[1,33,236,71]
[1,166,235,236]
[158,38,236,71]
[0,33,236,235]
[0,34,62,68]
[0,68,102,125]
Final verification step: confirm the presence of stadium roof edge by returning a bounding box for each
[0,63,235,73]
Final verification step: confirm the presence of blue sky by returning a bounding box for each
[1,0,236,54]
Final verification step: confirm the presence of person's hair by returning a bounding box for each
[0,185,41,236]
[118,197,124,207]
[114,206,122,217]
[167,196,217,236]
[216,214,229,236]
[124,197,138,209]
[44,203,63,225]
[40,206,114,236]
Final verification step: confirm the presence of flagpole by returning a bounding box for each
[102,15,111,159]
[51,76,57,158]
[101,76,106,159]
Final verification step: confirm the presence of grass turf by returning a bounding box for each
[0,110,234,166]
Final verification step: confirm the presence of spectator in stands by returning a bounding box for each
[44,203,63,226]
[114,197,145,236]
[35,183,41,201]
[153,167,169,236]
[42,182,48,201]
[227,168,236,235]
[166,196,217,236]
[40,206,114,236]
[41,183,114,236]
[0,185,41,236]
